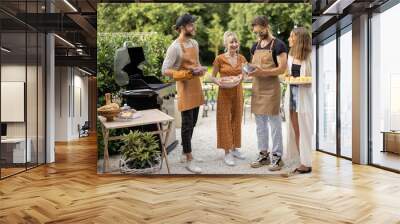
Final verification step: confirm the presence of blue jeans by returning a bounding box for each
[255,114,283,157]
[290,85,299,111]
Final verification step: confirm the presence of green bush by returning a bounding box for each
[97,119,124,159]
[97,32,172,106]
[120,130,160,169]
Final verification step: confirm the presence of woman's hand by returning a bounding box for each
[211,76,222,87]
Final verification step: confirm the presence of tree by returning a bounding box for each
[228,3,312,60]
[98,3,312,65]
[207,14,225,58]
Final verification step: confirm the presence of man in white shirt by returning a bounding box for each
[162,13,206,174]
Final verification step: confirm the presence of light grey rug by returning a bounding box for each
[98,106,298,175]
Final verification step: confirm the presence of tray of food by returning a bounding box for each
[281,76,312,85]
[116,104,141,121]
[117,109,141,121]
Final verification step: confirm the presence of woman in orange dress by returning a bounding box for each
[210,31,247,166]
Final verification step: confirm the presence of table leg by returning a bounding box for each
[157,122,171,174]
[101,125,110,173]
[382,133,386,153]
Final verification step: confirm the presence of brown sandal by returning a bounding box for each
[293,167,312,174]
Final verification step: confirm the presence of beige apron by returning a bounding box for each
[251,39,281,115]
[176,39,205,112]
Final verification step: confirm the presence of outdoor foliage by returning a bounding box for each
[97,32,172,107]
[98,3,312,64]
[120,130,160,169]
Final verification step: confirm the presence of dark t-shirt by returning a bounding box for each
[291,64,301,88]
[291,64,301,77]
[250,38,288,67]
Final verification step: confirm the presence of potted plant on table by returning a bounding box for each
[119,130,161,174]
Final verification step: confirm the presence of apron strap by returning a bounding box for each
[178,38,186,53]
[256,40,261,49]
[178,38,199,65]
[255,38,276,52]
[269,38,275,51]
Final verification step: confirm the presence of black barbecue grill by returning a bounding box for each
[114,44,178,153]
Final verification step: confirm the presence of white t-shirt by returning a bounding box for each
[161,38,201,75]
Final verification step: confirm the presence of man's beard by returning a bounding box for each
[184,30,194,38]
[258,31,269,40]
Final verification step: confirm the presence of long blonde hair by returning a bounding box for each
[289,27,311,61]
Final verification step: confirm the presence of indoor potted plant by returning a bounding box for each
[119,130,162,174]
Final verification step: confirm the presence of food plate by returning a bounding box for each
[116,110,142,121]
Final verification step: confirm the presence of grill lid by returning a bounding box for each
[114,42,147,87]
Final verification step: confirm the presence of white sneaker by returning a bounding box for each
[231,149,245,160]
[194,157,204,163]
[185,161,202,174]
[180,154,187,163]
[180,155,204,163]
[224,152,236,166]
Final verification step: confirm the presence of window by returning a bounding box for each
[370,3,400,171]
[317,35,337,154]
[339,26,352,158]
[0,1,47,179]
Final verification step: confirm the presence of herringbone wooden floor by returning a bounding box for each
[1,135,400,224]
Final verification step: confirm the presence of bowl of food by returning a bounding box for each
[191,66,208,76]
[242,63,256,74]
[219,76,241,88]
[98,103,121,122]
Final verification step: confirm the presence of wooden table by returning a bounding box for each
[1,138,32,164]
[98,109,174,174]
[381,131,400,154]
